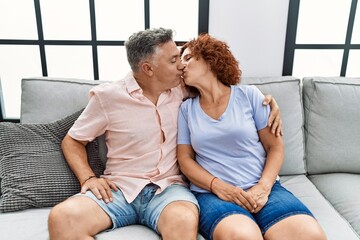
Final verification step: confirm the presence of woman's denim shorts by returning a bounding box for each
[193,181,314,240]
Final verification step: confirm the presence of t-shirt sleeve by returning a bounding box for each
[248,85,270,131]
[68,88,108,142]
[177,100,191,145]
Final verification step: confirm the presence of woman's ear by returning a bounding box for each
[141,62,153,77]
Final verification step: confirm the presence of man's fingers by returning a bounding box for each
[276,120,283,137]
[268,108,279,128]
[99,188,111,203]
[263,95,272,105]
[82,178,117,203]
[271,116,280,133]
[108,181,118,191]
[80,185,89,194]
[89,187,102,200]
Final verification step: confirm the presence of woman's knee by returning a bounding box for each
[213,214,263,240]
[301,222,327,240]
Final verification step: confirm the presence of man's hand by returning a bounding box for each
[81,177,118,203]
[263,95,283,137]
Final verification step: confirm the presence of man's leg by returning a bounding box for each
[48,196,112,240]
[157,201,199,240]
[143,184,199,240]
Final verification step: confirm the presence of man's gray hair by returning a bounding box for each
[125,28,174,72]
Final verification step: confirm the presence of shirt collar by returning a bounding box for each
[124,72,145,101]
[124,71,174,101]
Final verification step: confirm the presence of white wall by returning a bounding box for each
[209,0,289,77]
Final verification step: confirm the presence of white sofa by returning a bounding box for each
[0,76,359,240]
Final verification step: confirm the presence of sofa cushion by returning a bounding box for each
[280,175,359,239]
[0,109,105,213]
[21,77,109,124]
[0,208,160,240]
[241,77,306,175]
[21,77,109,165]
[303,77,360,174]
[0,207,205,240]
[309,173,360,237]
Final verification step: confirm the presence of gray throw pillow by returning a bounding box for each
[0,109,105,213]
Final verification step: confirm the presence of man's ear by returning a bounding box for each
[141,62,153,77]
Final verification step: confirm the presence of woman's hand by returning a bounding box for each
[212,178,257,213]
[247,182,271,213]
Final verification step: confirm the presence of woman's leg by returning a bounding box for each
[213,214,263,240]
[194,192,262,240]
[264,214,326,240]
[255,182,327,240]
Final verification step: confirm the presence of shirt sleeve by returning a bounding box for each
[248,85,270,131]
[68,89,108,142]
[177,100,191,145]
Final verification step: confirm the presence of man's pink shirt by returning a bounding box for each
[68,73,188,203]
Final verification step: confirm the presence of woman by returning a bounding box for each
[177,34,326,240]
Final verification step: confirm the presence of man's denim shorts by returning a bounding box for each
[193,181,314,240]
[77,183,198,233]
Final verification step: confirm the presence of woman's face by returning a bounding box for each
[181,48,210,87]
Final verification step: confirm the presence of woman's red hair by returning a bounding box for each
[181,34,242,87]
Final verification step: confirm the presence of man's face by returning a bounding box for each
[149,41,184,90]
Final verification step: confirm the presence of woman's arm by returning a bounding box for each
[177,144,257,212]
[247,126,284,212]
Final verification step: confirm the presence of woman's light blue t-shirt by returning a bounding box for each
[177,85,270,193]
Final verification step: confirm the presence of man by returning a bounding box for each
[48,28,282,240]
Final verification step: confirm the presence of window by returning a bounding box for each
[283,0,360,79]
[0,0,209,122]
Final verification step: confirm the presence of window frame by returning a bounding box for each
[283,0,360,76]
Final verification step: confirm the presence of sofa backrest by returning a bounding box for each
[21,76,307,176]
[303,77,360,174]
[241,76,306,175]
[21,77,109,164]
[21,77,108,124]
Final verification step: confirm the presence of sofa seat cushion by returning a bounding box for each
[309,173,360,238]
[303,77,360,174]
[0,208,160,240]
[0,208,207,240]
[0,208,50,240]
[242,76,305,175]
[280,175,359,240]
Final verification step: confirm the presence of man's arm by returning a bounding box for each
[61,134,118,203]
[263,95,283,137]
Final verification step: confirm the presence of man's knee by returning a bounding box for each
[48,200,77,229]
[158,201,199,240]
[163,201,199,228]
[48,196,111,240]
[167,201,198,224]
